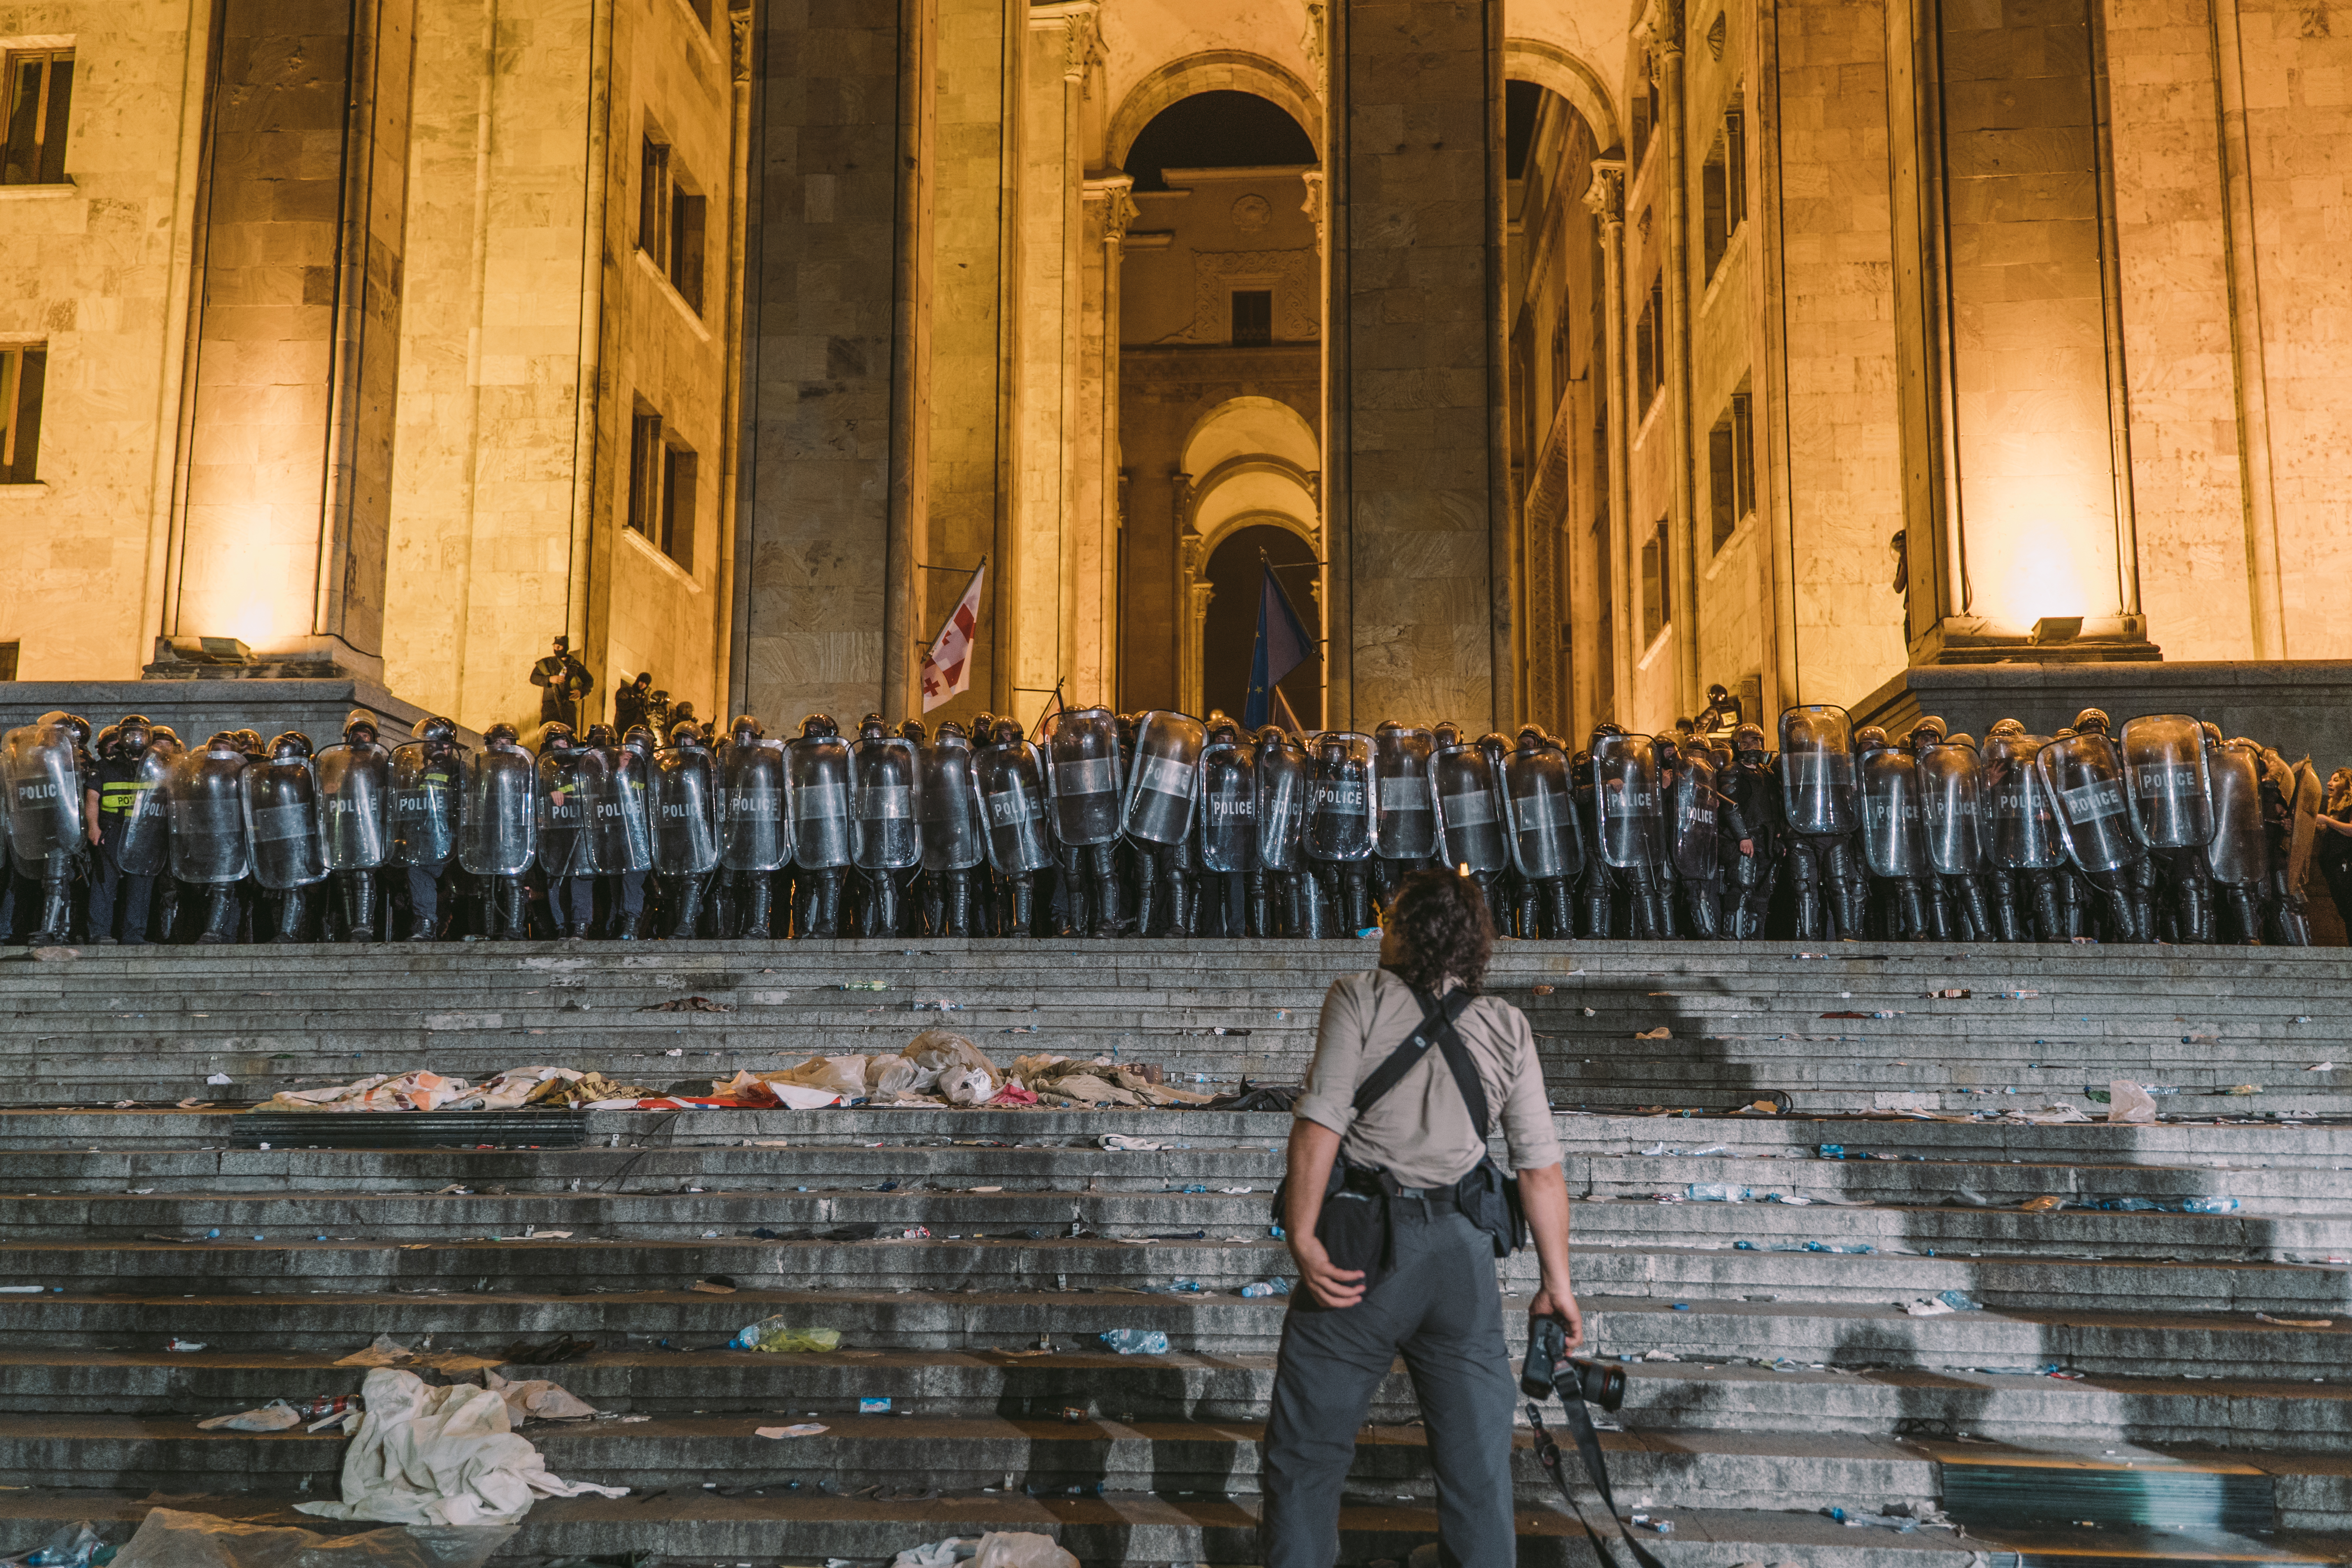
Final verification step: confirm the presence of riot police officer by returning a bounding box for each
[463,722,538,940]
[1302,729,1374,937]
[167,732,252,944]
[1254,724,1311,936]
[1778,706,1866,941]
[788,713,854,937]
[1909,718,1998,941]
[2036,719,2144,941]
[87,714,169,945]
[316,711,393,941]
[1717,722,1781,940]
[976,716,1051,936]
[536,722,596,937]
[716,714,787,938]
[2119,712,2218,944]
[1854,725,1933,939]
[392,717,464,941]
[1195,718,1257,938]
[915,719,985,936]
[2257,741,2315,946]
[1501,726,1582,939]
[849,713,919,937]
[1369,721,1437,911]
[248,731,329,942]
[1123,711,1207,937]
[5,712,91,946]
[1047,707,1125,937]
[1660,732,1728,938]
[651,719,722,937]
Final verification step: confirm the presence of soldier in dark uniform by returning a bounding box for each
[1696,682,1743,737]
[400,718,464,941]
[530,636,593,729]
[1718,722,1781,940]
[613,673,652,734]
[85,715,162,945]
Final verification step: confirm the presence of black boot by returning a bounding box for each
[743,877,774,939]
[1899,881,1933,941]
[495,878,527,939]
[872,874,900,938]
[814,870,842,937]
[1833,880,1868,941]
[1685,881,1721,939]
[1794,881,1821,941]
[1302,875,1329,939]
[198,884,241,945]
[1342,874,1369,937]
[1583,888,1612,939]
[1008,875,1034,937]
[31,879,72,947]
[945,872,971,938]
[666,875,705,939]
[1133,869,1157,939]
[2031,878,2062,942]
[271,886,310,944]
[2180,881,2211,945]
[1092,865,1121,938]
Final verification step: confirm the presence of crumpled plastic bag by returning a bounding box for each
[112,1507,514,1566]
[891,1541,978,1568]
[197,1400,302,1431]
[2107,1079,2158,1124]
[10,1521,107,1566]
[729,1316,843,1354]
[706,1070,845,1110]
[939,1065,994,1106]
[482,1370,599,1423]
[295,1368,627,1526]
[868,1056,939,1099]
[974,1534,1079,1568]
[768,1055,871,1098]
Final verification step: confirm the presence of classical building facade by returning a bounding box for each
[1,0,2345,740]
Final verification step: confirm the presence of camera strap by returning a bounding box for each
[1525,1398,1670,1568]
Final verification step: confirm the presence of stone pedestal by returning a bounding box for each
[1854,660,2352,771]
[0,678,480,752]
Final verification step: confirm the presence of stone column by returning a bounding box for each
[169,0,418,676]
[1643,0,1703,718]
[740,0,930,725]
[1078,174,1137,707]
[1324,0,1509,731]
[1584,161,1634,726]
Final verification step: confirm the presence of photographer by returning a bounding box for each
[1262,868,1582,1566]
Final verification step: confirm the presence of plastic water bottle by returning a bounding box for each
[1098,1328,1169,1355]
[1241,1278,1291,1298]
[1686,1183,1750,1202]
[2180,1195,2238,1214]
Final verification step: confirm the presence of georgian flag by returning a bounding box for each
[919,561,986,712]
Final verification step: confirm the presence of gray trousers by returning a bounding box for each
[1261,1199,1517,1568]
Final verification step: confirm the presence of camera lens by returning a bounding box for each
[1574,1358,1627,1412]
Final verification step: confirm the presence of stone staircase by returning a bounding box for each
[1,938,2349,1564]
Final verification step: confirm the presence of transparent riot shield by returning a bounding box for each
[167,744,250,885]
[1372,726,1438,862]
[2037,732,2138,875]
[457,746,535,877]
[1430,742,1508,875]
[1255,734,1309,873]
[2203,743,2266,887]
[1046,707,1122,848]
[1503,744,1583,881]
[1777,705,1857,836]
[719,738,789,874]
[651,744,721,875]
[581,747,654,876]
[1665,747,1719,881]
[1984,735,2065,871]
[1121,711,1205,847]
[916,736,983,874]
[2120,713,2215,851]
[387,743,458,868]
[537,748,593,880]
[1855,745,1928,878]
[1,723,84,860]
[788,735,854,870]
[850,734,920,871]
[973,740,1051,876]
[315,743,391,872]
[1917,741,1989,876]
[1589,734,1663,871]
[1197,739,1259,874]
[1305,732,1374,862]
[245,755,327,891]
[111,745,176,878]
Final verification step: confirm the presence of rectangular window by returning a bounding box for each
[2,49,73,186]
[1702,106,1748,287]
[639,137,671,269]
[1641,518,1669,643]
[0,641,17,680]
[1709,389,1753,556]
[1231,289,1272,346]
[627,404,695,571]
[1635,275,1664,414]
[0,344,47,483]
[670,185,706,313]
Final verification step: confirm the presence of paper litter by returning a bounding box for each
[296,1368,628,1526]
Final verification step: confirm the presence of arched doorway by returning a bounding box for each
[1202,523,1322,727]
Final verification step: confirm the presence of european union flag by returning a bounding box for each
[1242,561,1316,729]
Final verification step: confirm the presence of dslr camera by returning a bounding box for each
[1519,1315,1625,1412]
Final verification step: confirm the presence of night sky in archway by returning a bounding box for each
[1124,91,1317,191]
[1202,524,1322,729]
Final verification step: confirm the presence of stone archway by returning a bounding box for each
[1503,37,1621,150]
[1107,52,1325,170]
[1174,397,1322,715]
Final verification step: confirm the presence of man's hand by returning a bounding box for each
[1528,1285,1584,1353]
[1738,838,1754,857]
[86,820,102,847]
[1289,1232,1367,1310]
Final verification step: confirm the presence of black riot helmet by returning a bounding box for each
[1206,716,1239,747]
[669,719,707,750]
[671,701,699,729]
[858,712,887,743]
[484,722,520,750]
[1948,732,1978,750]
[49,713,93,751]
[1255,724,1290,751]
[1317,730,1346,763]
[1909,715,1947,752]
[2200,720,2223,749]
[117,713,154,753]
[151,725,180,749]
[1672,716,1696,738]
[731,713,764,743]
[1732,722,1767,764]
[95,724,122,761]
[800,712,836,741]
[585,724,617,750]
[1854,725,1890,751]
[1433,721,1465,748]
[204,731,243,757]
[1656,734,1682,771]
[541,721,576,754]
[342,708,380,747]
[1707,683,1730,704]
[899,717,926,744]
[269,731,312,762]
[1515,725,1546,753]
[989,717,1023,748]
[233,728,263,755]
[414,715,459,757]
[2073,707,2111,737]
[936,719,967,746]
[622,725,657,761]
[1987,717,2026,739]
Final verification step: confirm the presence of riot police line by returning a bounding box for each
[0,699,2331,946]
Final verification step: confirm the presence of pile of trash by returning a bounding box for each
[253,1067,653,1114]
[724,1032,1007,1107]
[1004,1054,1214,1109]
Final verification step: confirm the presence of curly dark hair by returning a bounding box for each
[1385,868,1496,995]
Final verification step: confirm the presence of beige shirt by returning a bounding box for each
[1293,968,1561,1189]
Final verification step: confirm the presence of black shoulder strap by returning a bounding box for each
[1351,978,1478,1118]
